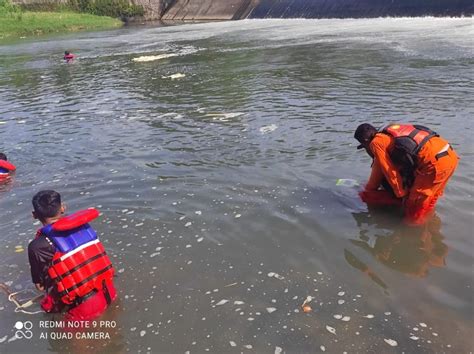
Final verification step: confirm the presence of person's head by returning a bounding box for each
[64,51,70,56]
[0,153,7,161]
[354,123,377,153]
[32,190,65,225]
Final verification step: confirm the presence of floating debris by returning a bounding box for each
[302,305,312,313]
[140,330,146,337]
[336,179,359,187]
[229,341,237,347]
[364,314,374,319]
[320,345,326,352]
[266,307,277,313]
[267,272,285,280]
[333,314,342,320]
[234,301,245,305]
[410,336,419,341]
[243,344,253,349]
[274,346,283,354]
[420,322,427,328]
[337,291,345,296]
[384,339,398,347]
[326,326,336,335]
[341,316,350,322]
[215,299,229,306]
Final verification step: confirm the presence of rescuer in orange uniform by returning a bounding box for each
[354,123,459,225]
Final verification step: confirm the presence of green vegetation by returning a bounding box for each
[0,0,144,41]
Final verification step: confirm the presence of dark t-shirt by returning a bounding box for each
[28,233,55,287]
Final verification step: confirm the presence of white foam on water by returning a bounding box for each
[132,53,178,62]
[259,124,278,134]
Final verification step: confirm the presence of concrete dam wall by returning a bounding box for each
[161,0,473,20]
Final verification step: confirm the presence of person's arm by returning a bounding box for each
[370,136,407,198]
[27,238,54,290]
[365,159,384,191]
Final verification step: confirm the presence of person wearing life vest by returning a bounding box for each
[64,51,75,63]
[354,123,459,225]
[28,190,117,321]
[0,152,16,183]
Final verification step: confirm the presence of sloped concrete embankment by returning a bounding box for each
[160,0,256,20]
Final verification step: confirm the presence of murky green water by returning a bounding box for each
[1,18,473,353]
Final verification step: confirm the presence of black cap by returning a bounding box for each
[354,123,376,150]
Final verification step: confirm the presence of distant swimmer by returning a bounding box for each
[354,123,458,225]
[0,152,16,183]
[28,190,117,321]
[63,51,75,63]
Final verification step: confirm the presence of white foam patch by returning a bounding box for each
[259,124,278,134]
[162,73,186,80]
[132,53,178,62]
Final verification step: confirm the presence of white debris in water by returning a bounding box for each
[185,222,192,227]
[197,237,204,243]
[259,124,278,134]
[186,244,192,248]
[0,336,7,343]
[156,247,163,251]
[410,336,419,340]
[150,252,159,257]
[162,73,186,80]
[341,316,351,322]
[432,332,438,336]
[195,211,202,215]
[132,53,178,62]
[234,301,245,305]
[118,268,125,273]
[275,346,283,354]
[326,326,336,335]
[320,345,326,352]
[216,299,229,306]
[235,214,241,218]
[267,272,284,280]
[420,322,427,327]
[333,314,342,320]
[243,344,253,349]
[266,307,277,313]
[364,314,375,318]
[337,291,345,296]
[384,312,391,315]
[338,299,345,305]
[384,339,398,347]
[179,216,186,220]
[140,330,146,337]
[229,341,237,347]
[247,317,254,321]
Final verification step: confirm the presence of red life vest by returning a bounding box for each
[382,124,437,153]
[381,124,438,168]
[41,209,114,305]
[0,160,16,171]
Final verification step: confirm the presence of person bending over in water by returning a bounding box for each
[64,51,75,63]
[28,190,117,321]
[354,123,458,225]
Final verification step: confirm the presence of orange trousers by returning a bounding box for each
[404,147,458,225]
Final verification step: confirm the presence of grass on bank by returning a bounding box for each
[0,0,144,40]
[0,11,122,39]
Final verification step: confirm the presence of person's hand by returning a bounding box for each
[35,283,45,291]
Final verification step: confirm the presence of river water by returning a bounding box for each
[0,18,473,353]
